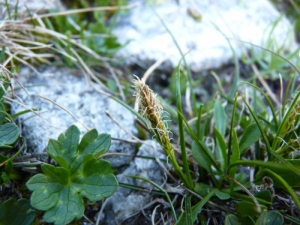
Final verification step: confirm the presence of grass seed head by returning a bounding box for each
[133,75,172,151]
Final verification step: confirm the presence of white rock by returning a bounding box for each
[12,67,136,168]
[114,0,296,72]
[3,0,65,12]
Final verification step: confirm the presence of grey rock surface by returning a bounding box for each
[12,67,136,168]
[114,0,296,72]
[104,140,166,224]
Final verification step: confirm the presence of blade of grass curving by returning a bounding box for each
[176,189,217,225]
[13,0,18,20]
[4,0,11,20]
[196,104,203,140]
[214,99,227,170]
[227,92,239,168]
[157,96,178,121]
[176,66,193,189]
[153,10,196,115]
[118,182,165,196]
[282,73,296,113]
[242,95,271,160]
[229,129,240,194]
[213,127,227,171]
[285,215,300,224]
[241,96,300,177]
[262,169,300,209]
[177,110,221,172]
[242,82,278,130]
[232,192,271,206]
[228,39,300,76]
[227,160,300,177]
[111,96,153,135]
[127,175,177,221]
[273,91,300,151]
[0,47,6,62]
[212,24,239,99]
[11,108,41,119]
[0,137,25,167]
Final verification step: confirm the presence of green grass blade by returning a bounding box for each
[229,129,240,194]
[177,110,221,172]
[228,160,288,171]
[176,67,194,189]
[196,104,204,140]
[285,215,300,224]
[283,73,296,113]
[242,95,272,159]
[227,92,238,167]
[127,175,177,221]
[273,91,300,151]
[154,10,196,115]
[176,189,217,225]
[262,169,300,209]
[212,25,239,99]
[242,82,279,130]
[213,127,227,171]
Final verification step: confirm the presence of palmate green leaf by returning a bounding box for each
[0,123,20,147]
[0,198,36,225]
[26,125,118,225]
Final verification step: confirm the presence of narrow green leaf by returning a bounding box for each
[178,110,221,172]
[127,175,177,221]
[192,141,212,173]
[258,169,300,209]
[154,9,196,114]
[285,215,300,224]
[214,100,227,136]
[242,82,278,130]
[176,189,217,225]
[0,78,10,100]
[176,68,193,189]
[214,127,227,171]
[273,91,300,151]
[239,123,261,154]
[229,129,240,193]
[242,96,272,159]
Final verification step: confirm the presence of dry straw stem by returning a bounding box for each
[133,75,188,185]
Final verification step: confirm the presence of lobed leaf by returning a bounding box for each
[26,125,118,225]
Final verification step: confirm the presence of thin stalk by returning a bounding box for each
[176,69,194,189]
